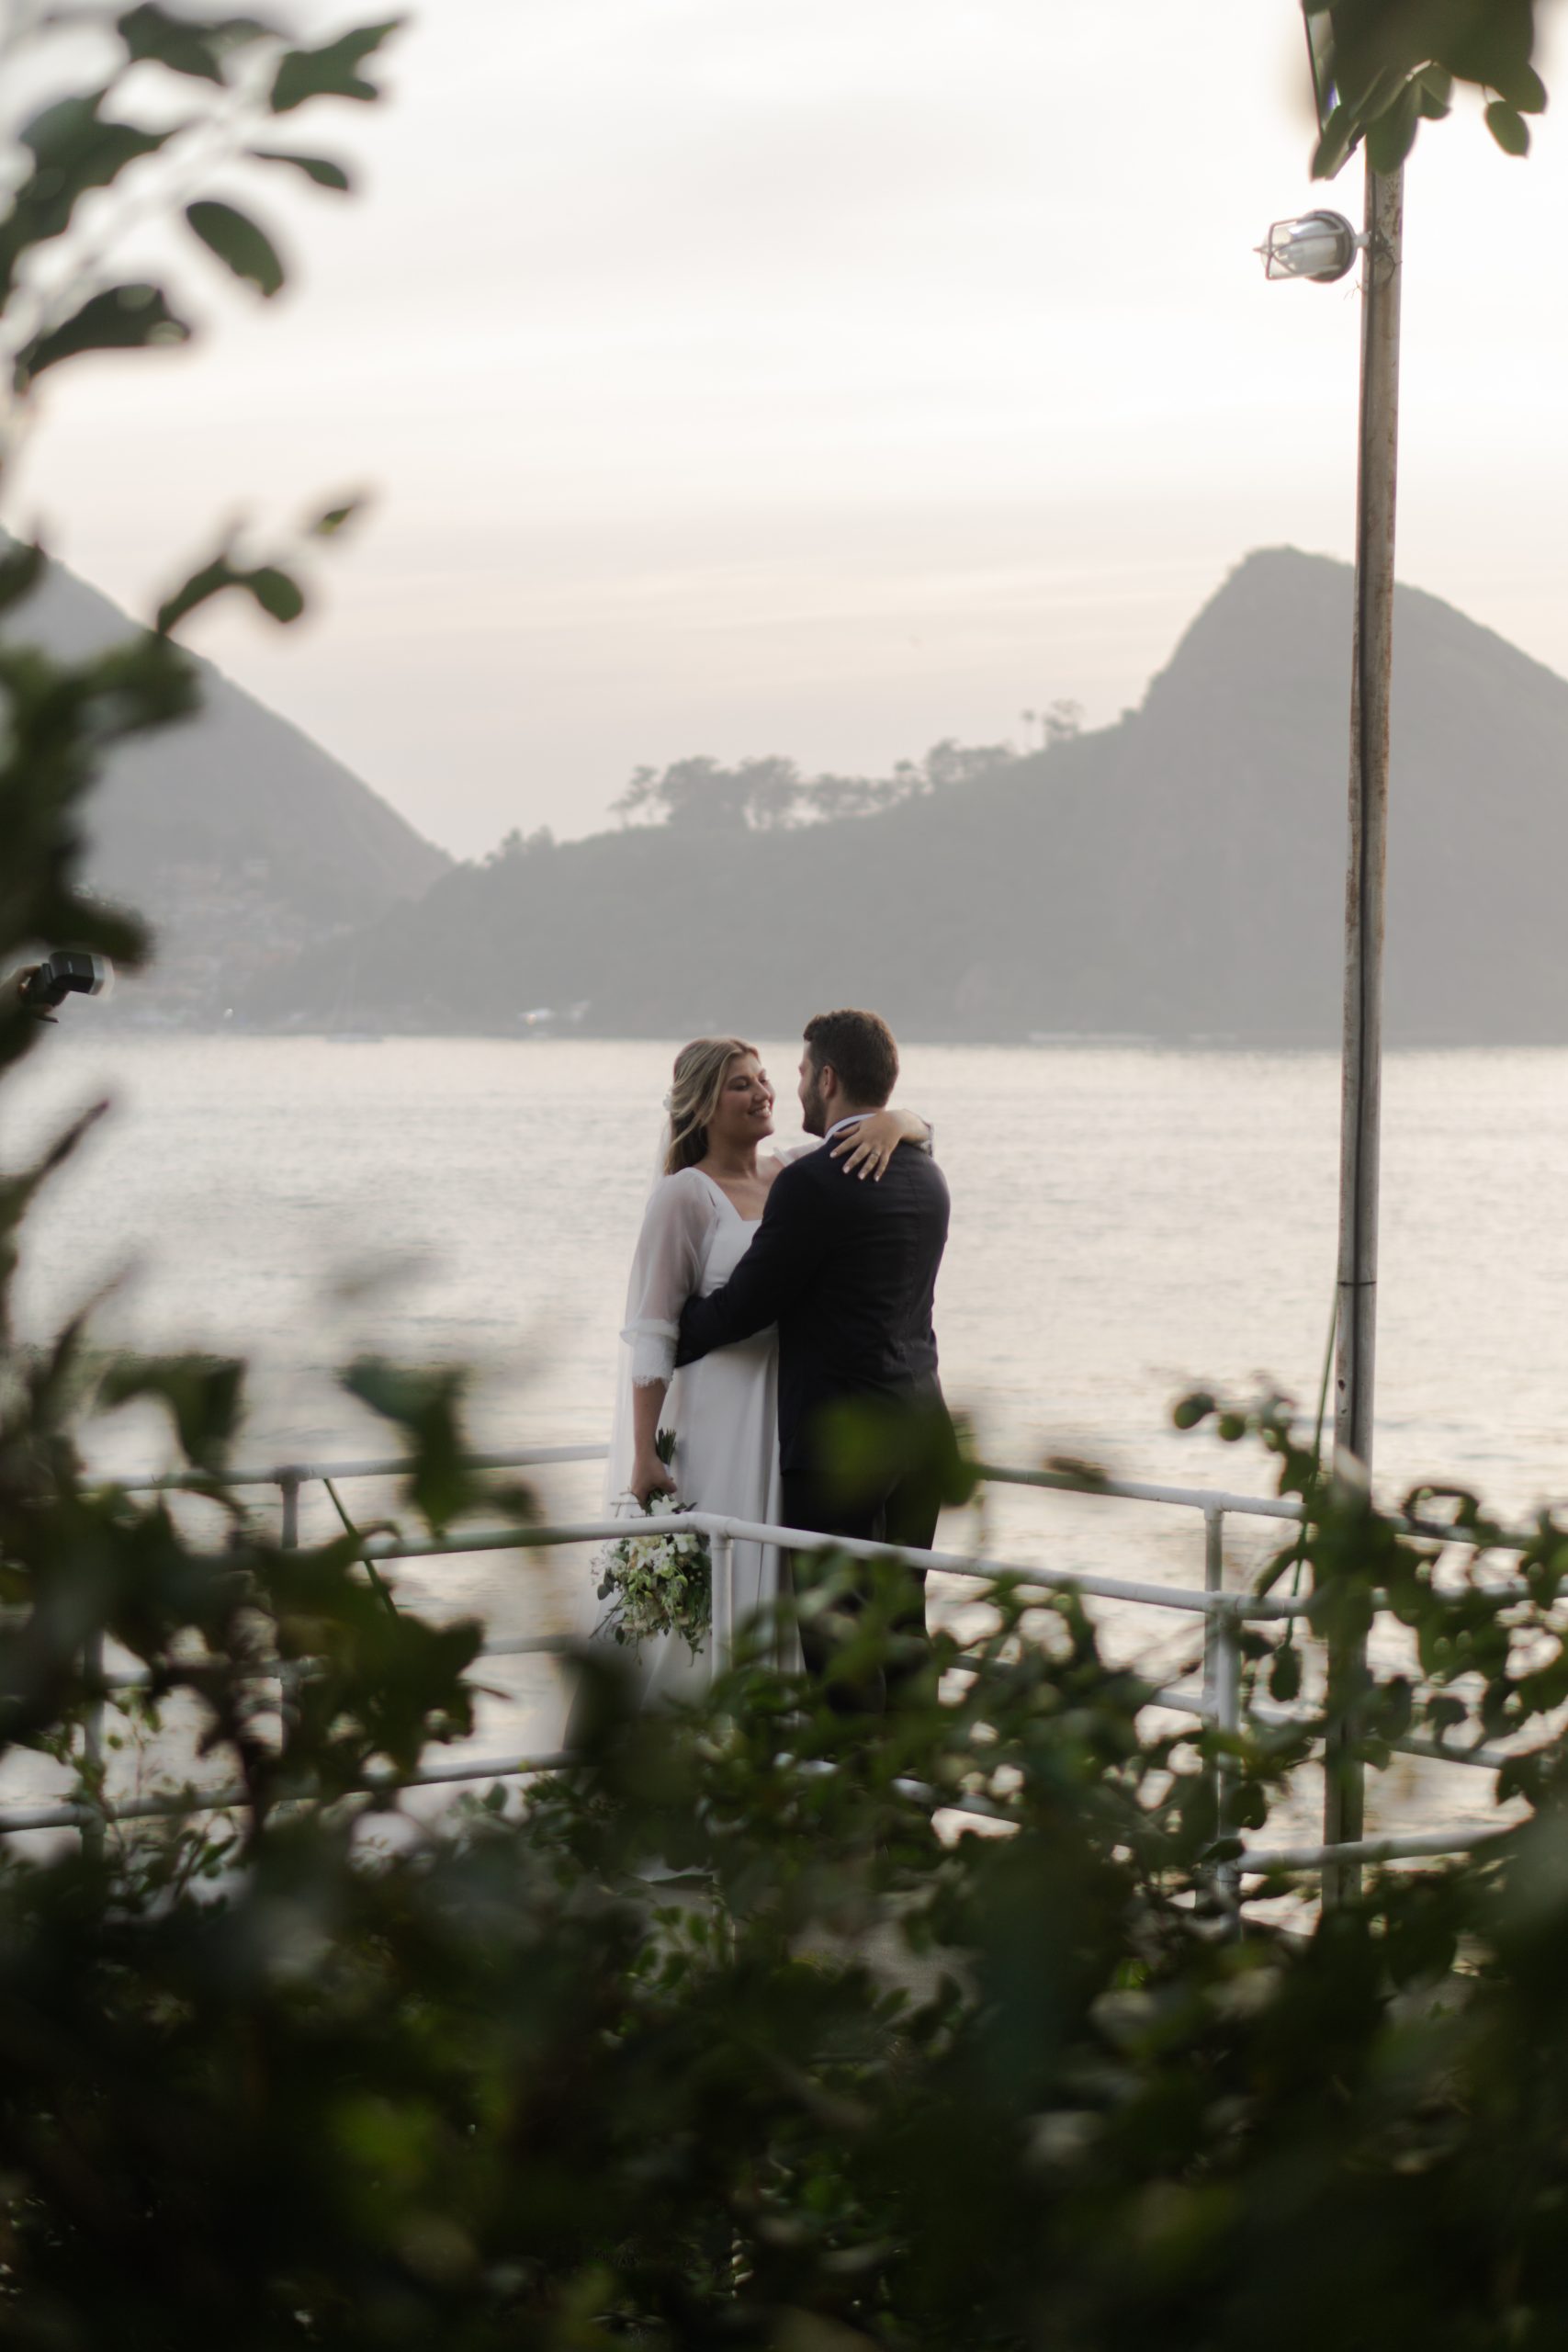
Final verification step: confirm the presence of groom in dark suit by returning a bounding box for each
[676,1008,953,1700]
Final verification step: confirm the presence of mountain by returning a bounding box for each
[8,545,448,1019]
[252,546,1568,1044]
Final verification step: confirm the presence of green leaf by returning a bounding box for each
[1485,99,1531,155]
[18,91,170,219]
[1171,1392,1214,1433]
[246,147,353,191]
[0,1105,111,1292]
[1447,6,1541,102]
[1269,1643,1302,1703]
[246,564,305,621]
[1232,1781,1268,1831]
[310,500,362,537]
[1311,97,1359,181]
[0,539,45,616]
[14,283,191,390]
[155,551,308,635]
[118,6,269,82]
[185,199,286,297]
[0,94,172,299]
[1502,62,1549,116]
[155,553,236,634]
[341,1356,480,1534]
[1366,84,1421,175]
[1416,65,1453,120]
[269,20,403,114]
[97,1352,245,1474]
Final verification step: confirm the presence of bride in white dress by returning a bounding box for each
[604,1035,929,1698]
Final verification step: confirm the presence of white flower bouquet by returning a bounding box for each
[594,1431,711,1659]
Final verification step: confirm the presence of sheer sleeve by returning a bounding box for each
[621,1172,712,1386]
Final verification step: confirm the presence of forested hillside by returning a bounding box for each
[7,544,448,1019]
[250,547,1568,1043]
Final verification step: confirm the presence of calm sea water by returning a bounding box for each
[6,1033,1565,1846]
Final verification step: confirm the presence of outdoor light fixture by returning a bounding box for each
[1257,208,1359,282]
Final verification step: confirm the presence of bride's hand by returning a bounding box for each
[830,1105,929,1181]
[631,1449,677,1506]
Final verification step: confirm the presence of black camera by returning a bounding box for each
[17,951,113,1012]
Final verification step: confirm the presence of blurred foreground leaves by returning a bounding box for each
[6,1351,1568,2345]
[1307,1,1551,175]
[0,3,396,1091]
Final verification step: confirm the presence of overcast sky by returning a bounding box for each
[8,0,1568,856]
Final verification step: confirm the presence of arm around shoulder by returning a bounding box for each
[829,1103,933,1180]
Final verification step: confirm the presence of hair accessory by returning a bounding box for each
[662,1091,672,1112]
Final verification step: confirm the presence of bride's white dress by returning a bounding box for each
[605,1147,811,1697]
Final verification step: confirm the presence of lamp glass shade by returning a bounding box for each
[1259,209,1358,283]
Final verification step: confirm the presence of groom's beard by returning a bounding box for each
[800,1074,828,1136]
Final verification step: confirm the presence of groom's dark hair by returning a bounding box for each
[803,1009,898,1107]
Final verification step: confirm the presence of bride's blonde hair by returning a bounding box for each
[665,1036,760,1174]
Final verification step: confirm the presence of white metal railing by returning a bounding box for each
[16,1443,1529,1883]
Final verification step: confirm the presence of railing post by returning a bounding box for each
[278,1469,300,1551]
[1201,1508,1224,1710]
[276,1471,304,1759]
[81,1627,106,1862]
[710,1529,735,1677]
[1211,1598,1242,1931]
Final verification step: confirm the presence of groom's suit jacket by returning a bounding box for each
[675,1136,950,1479]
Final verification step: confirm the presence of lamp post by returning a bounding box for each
[1260,152,1405,1905]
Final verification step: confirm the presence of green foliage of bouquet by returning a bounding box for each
[595,1429,711,1657]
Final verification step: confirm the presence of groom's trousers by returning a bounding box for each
[780,1464,940,1715]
